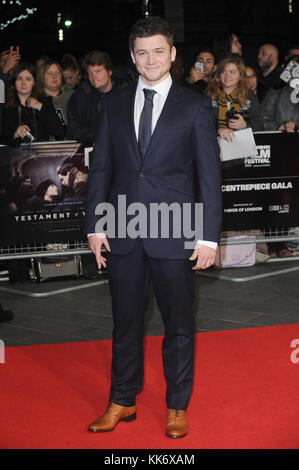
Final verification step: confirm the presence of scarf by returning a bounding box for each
[217,88,241,128]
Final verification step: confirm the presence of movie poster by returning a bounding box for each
[221,132,299,231]
[0,141,89,244]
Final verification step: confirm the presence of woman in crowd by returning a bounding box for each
[213,32,242,63]
[61,54,82,89]
[1,62,65,146]
[206,54,263,141]
[38,60,74,129]
[245,65,263,102]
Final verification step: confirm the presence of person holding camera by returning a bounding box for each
[1,62,65,146]
[183,48,217,94]
[206,54,263,141]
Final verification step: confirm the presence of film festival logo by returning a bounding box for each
[0,340,5,364]
[95,195,203,249]
[245,145,271,168]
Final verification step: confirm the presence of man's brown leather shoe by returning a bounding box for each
[166,409,188,438]
[88,402,136,433]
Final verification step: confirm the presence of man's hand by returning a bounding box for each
[279,120,296,133]
[1,48,21,74]
[88,234,111,270]
[189,244,216,271]
[188,67,205,84]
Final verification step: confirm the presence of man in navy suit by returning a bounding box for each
[85,16,222,438]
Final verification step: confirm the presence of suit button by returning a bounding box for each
[138,171,144,178]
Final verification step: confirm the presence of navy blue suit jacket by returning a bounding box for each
[84,81,222,259]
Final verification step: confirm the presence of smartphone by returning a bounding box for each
[195,61,204,72]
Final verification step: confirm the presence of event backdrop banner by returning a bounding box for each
[1,134,299,245]
[221,132,299,231]
[0,141,88,244]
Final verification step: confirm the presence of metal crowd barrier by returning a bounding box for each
[0,240,90,261]
[220,228,299,246]
[1,228,299,262]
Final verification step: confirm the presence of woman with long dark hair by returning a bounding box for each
[213,32,242,63]
[1,62,65,145]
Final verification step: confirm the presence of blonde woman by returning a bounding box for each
[38,60,73,127]
[207,54,263,141]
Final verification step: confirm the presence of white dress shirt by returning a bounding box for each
[89,72,217,251]
[134,74,172,138]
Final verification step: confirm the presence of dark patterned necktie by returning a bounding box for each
[138,88,156,158]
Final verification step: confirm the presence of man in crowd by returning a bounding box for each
[183,48,217,93]
[85,16,222,438]
[284,45,299,64]
[67,50,127,146]
[257,43,283,100]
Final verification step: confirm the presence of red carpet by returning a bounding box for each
[1,324,299,449]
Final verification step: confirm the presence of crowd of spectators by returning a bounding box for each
[1,34,299,147]
[0,33,299,266]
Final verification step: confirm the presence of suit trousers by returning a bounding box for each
[107,237,195,410]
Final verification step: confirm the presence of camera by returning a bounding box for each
[194,61,204,72]
[226,107,249,123]
[23,131,35,144]
[226,107,238,121]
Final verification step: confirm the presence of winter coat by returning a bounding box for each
[262,84,299,131]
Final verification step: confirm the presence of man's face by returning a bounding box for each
[258,46,273,71]
[196,52,216,79]
[87,65,112,92]
[130,34,176,87]
[58,173,69,187]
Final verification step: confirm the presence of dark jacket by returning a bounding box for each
[1,96,66,146]
[210,90,264,131]
[259,65,284,102]
[84,82,222,257]
[66,78,128,146]
[181,77,208,94]
[262,84,299,131]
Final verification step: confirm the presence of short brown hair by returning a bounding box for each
[129,16,174,51]
[82,51,113,72]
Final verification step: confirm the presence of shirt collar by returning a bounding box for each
[137,73,172,97]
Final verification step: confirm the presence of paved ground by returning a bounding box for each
[1,261,299,347]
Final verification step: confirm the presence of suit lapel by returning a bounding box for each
[125,84,141,162]
[143,82,181,161]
